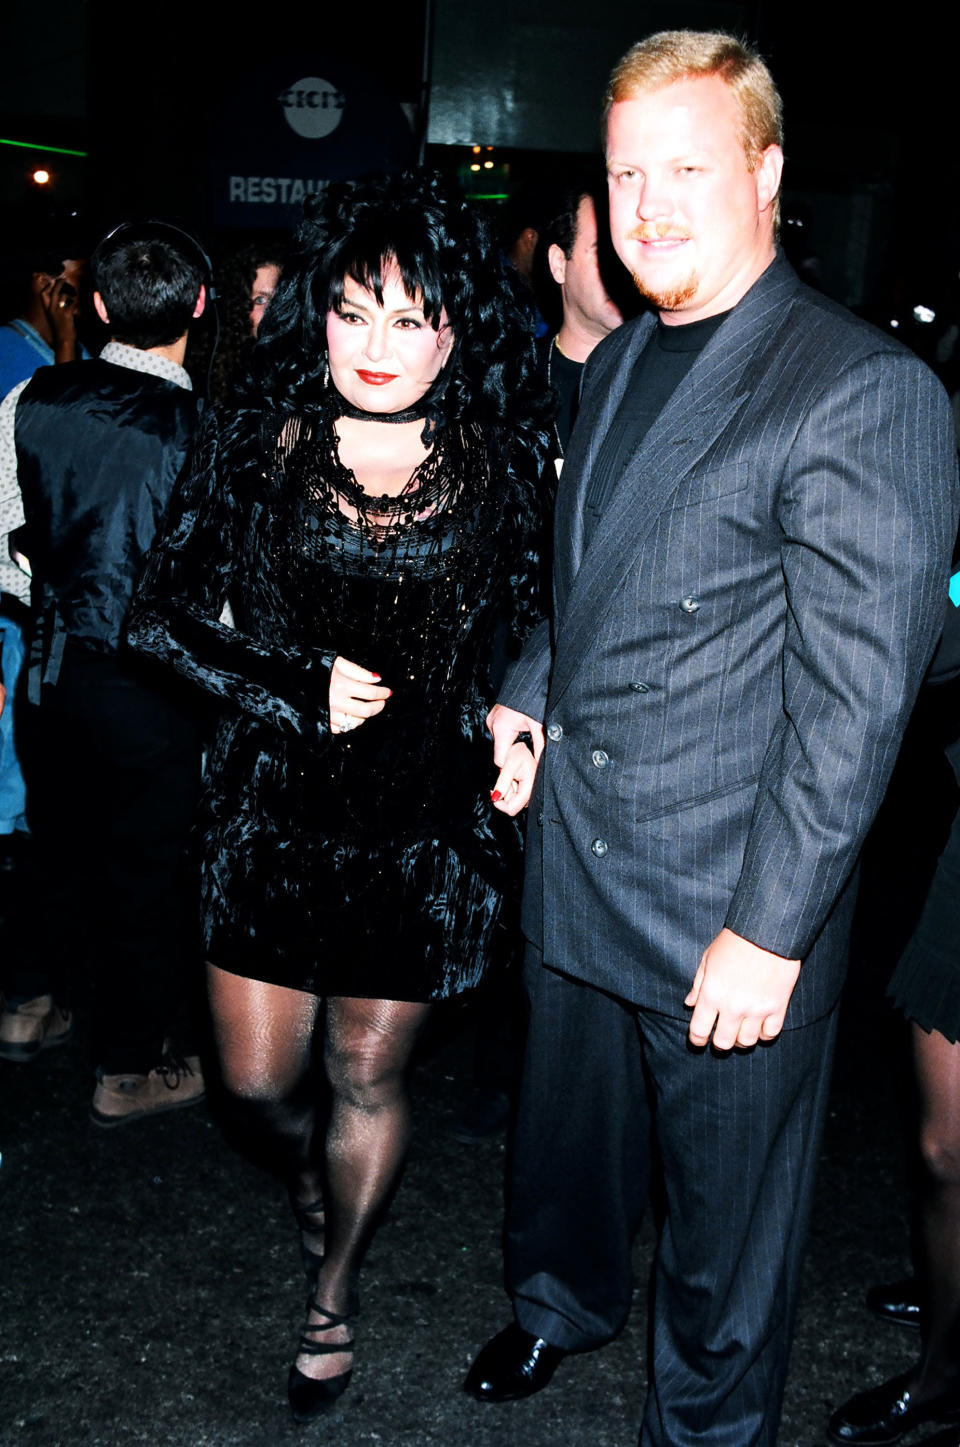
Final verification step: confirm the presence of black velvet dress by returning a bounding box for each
[129,407,541,1001]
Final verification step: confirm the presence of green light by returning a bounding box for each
[0,137,88,158]
[464,192,509,201]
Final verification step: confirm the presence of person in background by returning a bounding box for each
[0,234,89,1043]
[499,184,552,339]
[0,221,207,1124]
[0,240,87,396]
[828,596,960,1445]
[187,240,285,403]
[536,173,630,457]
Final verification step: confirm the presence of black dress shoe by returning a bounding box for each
[864,1277,921,1329]
[465,1323,566,1402]
[827,1371,960,1445]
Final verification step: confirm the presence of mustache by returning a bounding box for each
[626,225,689,242]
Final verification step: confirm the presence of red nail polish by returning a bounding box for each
[490,790,502,802]
[370,673,381,680]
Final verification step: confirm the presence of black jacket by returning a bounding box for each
[15,357,198,697]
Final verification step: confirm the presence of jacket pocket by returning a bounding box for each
[635,772,760,826]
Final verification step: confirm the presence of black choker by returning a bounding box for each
[328,384,430,426]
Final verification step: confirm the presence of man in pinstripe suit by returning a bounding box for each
[465,30,960,1447]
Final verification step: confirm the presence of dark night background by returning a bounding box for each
[2,0,956,320]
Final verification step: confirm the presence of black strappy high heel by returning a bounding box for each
[290,1195,325,1285]
[287,1297,356,1422]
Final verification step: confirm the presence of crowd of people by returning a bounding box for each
[1,27,959,1447]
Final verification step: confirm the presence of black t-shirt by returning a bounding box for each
[583,310,730,546]
[549,342,585,455]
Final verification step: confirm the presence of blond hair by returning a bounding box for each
[605,30,783,167]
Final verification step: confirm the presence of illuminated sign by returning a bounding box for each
[212,56,414,228]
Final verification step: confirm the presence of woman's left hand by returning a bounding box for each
[489,740,538,816]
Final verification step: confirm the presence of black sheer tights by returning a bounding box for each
[912,1021,960,1400]
[206,966,431,1382]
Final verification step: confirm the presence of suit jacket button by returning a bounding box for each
[591,838,609,857]
[629,681,651,693]
[546,722,563,741]
[679,594,701,613]
[537,810,544,825]
[591,749,609,768]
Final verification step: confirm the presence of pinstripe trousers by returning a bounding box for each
[508,945,838,1447]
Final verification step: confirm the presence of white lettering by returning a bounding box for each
[281,76,345,138]
[227,176,326,206]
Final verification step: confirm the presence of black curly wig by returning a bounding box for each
[245,170,552,469]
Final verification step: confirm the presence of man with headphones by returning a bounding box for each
[0,221,209,1125]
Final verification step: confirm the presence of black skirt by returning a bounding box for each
[887,802,960,1043]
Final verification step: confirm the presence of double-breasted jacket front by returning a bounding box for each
[503,254,960,1023]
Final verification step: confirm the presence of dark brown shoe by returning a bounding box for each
[0,995,72,1062]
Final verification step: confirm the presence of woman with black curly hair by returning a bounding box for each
[128,171,551,1421]
[188,241,285,402]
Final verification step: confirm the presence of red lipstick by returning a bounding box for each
[356,370,398,385]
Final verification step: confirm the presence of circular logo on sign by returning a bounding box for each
[279,78,346,139]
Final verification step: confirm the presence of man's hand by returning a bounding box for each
[685,927,801,1050]
[0,682,5,719]
[486,703,544,816]
[39,274,79,363]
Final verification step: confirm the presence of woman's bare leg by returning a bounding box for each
[296,995,432,1381]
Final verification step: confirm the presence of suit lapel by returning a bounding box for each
[549,255,800,706]
[552,314,655,606]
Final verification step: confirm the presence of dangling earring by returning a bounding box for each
[322,357,330,390]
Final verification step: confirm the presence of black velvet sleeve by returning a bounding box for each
[128,409,335,746]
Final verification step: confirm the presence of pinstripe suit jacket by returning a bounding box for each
[502,254,959,1024]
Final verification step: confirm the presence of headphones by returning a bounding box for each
[94,218,222,400]
[95,219,216,301]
